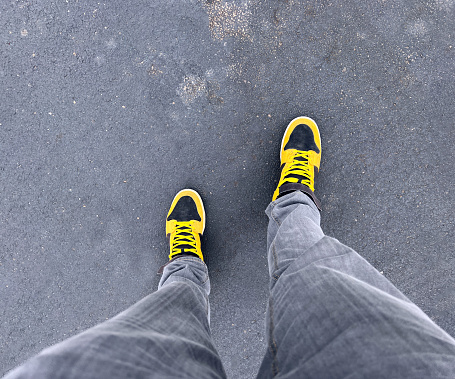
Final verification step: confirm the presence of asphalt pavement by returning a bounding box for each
[1,0,454,377]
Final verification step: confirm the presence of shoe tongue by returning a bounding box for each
[176,232,195,253]
[177,245,194,254]
[177,232,194,242]
[172,251,200,259]
[283,155,312,182]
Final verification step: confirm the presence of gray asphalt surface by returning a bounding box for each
[1,0,454,377]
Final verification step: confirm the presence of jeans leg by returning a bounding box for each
[257,191,455,378]
[5,257,226,379]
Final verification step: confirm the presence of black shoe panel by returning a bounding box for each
[167,196,202,222]
[284,123,320,153]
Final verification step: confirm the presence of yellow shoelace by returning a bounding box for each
[278,151,315,191]
[170,221,199,258]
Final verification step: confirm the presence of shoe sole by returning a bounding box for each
[171,188,206,234]
[280,116,321,160]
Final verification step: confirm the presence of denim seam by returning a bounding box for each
[271,241,279,274]
[201,275,209,285]
[173,258,209,284]
[205,295,210,316]
[167,276,206,289]
[268,296,279,376]
[175,257,207,266]
[167,277,210,318]
[296,250,352,271]
[270,203,282,227]
[271,248,353,289]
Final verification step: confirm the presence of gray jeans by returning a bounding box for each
[5,192,455,378]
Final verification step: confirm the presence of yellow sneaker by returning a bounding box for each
[166,189,205,261]
[272,116,322,209]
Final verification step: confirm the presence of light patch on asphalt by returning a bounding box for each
[203,0,252,41]
[407,20,428,37]
[94,55,106,66]
[435,0,455,12]
[106,39,117,49]
[177,74,207,104]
